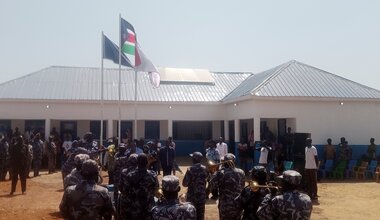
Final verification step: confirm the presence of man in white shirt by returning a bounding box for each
[258,142,270,168]
[305,138,318,201]
[216,137,228,160]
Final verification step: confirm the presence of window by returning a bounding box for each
[60,121,77,140]
[173,121,212,140]
[90,121,107,140]
[145,121,160,140]
[25,120,45,135]
[0,120,11,136]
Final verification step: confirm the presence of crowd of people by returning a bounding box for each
[57,133,312,219]
[0,127,64,194]
[0,127,318,219]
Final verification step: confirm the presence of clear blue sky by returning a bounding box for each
[1,0,380,89]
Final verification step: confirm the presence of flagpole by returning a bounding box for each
[100,32,104,147]
[134,70,138,140]
[118,14,122,146]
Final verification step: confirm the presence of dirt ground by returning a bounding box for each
[1,164,380,220]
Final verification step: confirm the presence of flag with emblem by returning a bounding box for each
[120,18,136,66]
[120,17,161,87]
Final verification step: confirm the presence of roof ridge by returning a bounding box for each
[294,61,380,94]
[251,60,294,95]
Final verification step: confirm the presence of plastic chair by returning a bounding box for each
[332,160,347,179]
[345,159,358,179]
[365,160,378,179]
[320,160,334,179]
[354,161,369,180]
[284,161,293,171]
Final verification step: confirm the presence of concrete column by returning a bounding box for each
[234,119,240,142]
[254,117,261,141]
[107,119,113,139]
[45,119,51,140]
[168,119,173,137]
[134,120,138,139]
[224,120,229,141]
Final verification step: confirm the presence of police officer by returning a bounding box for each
[121,153,159,219]
[45,135,57,174]
[9,135,28,195]
[257,170,313,219]
[31,133,43,177]
[210,153,245,220]
[0,134,9,181]
[61,140,90,180]
[118,153,138,219]
[152,175,197,220]
[113,143,129,202]
[59,159,113,220]
[183,152,208,220]
[235,166,271,220]
[158,141,176,176]
[63,154,90,189]
[82,132,98,152]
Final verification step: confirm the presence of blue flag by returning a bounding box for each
[103,34,133,67]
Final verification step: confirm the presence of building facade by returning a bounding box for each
[1,60,380,159]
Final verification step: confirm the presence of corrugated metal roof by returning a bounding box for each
[2,61,380,103]
[223,60,380,101]
[0,66,251,102]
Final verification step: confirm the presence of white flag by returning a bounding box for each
[135,44,160,88]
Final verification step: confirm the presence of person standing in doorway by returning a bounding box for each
[304,138,318,201]
[216,137,228,161]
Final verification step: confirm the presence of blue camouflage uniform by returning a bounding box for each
[121,166,159,219]
[235,165,271,220]
[183,152,208,220]
[31,138,43,177]
[63,154,89,189]
[256,170,312,220]
[61,145,90,179]
[59,160,113,220]
[118,154,138,219]
[152,175,197,220]
[210,153,245,220]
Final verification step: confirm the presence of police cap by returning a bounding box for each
[162,175,180,192]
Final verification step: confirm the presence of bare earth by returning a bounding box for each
[1,166,380,220]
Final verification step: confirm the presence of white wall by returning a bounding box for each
[0,101,225,121]
[225,98,380,145]
[2,98,380,145]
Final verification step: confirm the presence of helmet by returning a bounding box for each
[74,154,90,169]
[224,153,236,162]
[280,170,302,186]
[189,152,203,162]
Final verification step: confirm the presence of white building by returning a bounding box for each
[1,60,380,158]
